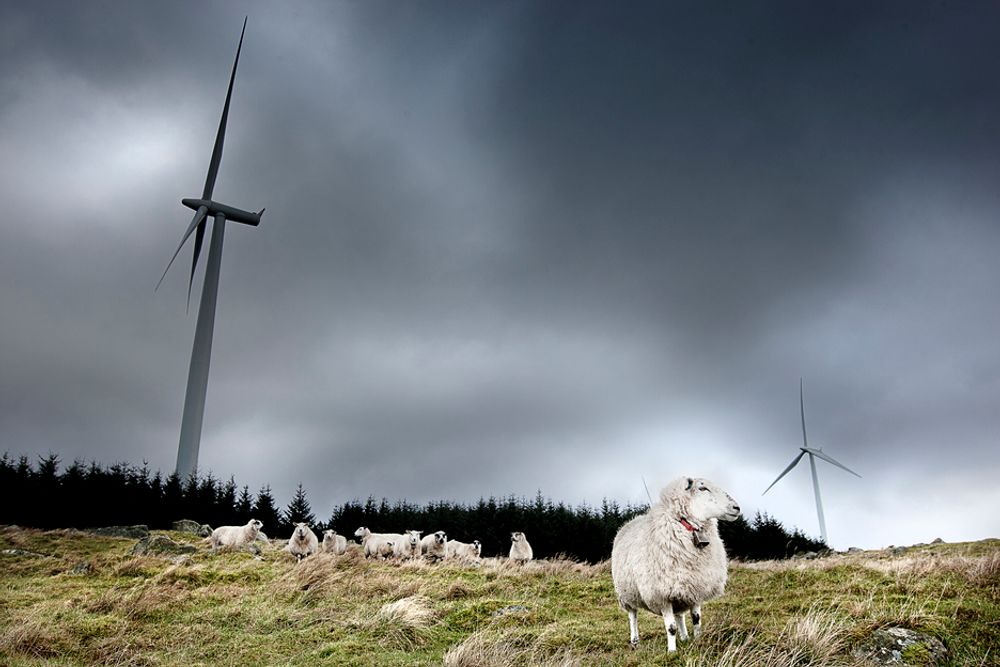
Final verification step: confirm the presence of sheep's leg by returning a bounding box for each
[627,608,640,647]
[675,612,689,641]
[662,602,677,652]
[691,605,702,638]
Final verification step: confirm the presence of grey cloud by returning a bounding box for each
[1,0,999,548]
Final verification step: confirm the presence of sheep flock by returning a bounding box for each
[200,475,740,654]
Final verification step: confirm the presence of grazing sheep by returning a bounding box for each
[611,476,740,652]
[286,523,319,560]
[322,529,348,555]
[420,531,448,561]
[509,532,533,562]
[446,539,482,561]
[355,527,403,560]
[395,530,423,559]
[209,519,263,551]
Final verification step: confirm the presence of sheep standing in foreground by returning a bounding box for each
[394,530,423,559]
[355,527,402,559]
[322,529,348,555]
[286,523,319,560]
[209,519,263,551]
[446,539,482,561]
[611,476,740,652]
[420,531,448,561]
[509,532,533,561]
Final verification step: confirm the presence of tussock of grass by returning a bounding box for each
[1,527,997,666]
[349,595,438,650]
[442,628,582,667]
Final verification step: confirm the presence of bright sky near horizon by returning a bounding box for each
[2,1,999,550]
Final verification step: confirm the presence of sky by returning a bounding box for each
[1,1,999,550]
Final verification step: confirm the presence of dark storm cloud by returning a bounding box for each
[1,0,999,548]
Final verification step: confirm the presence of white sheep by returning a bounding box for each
[446,539,482,561]
[611,476,740,652]
[394,530,423,559]
[209,518,263,551]
[509,531,533,561]
[420,531,448,561]
[377,540,395,559]
[322,529,348,555]
[354,527,403,559]
[286,522,319,560]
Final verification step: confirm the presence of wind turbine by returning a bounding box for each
[762,379,861,544]
[157,17,264,480]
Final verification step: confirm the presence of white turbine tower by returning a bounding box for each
[762,380,861,545]
[157,17,264,480]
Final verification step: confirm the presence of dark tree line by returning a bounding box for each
[0,453,824,561]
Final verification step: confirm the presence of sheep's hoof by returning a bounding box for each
[629,639,640,649]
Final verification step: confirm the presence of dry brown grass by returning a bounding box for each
[357,594,439,649]
[0,609,69,659]
[442,628,582,667]
[676,606,867,667]
[859,551,1000,588]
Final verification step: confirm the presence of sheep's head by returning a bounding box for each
[294,523,310,540]
[249,519,263,531]
[434,531,447,544]
[323,529,336,540]
[669,477,741,524]
[354,526,369,538]
[473,540,482,555]
[407,530,422,547]
[511,532,525,543]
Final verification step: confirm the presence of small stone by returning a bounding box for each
[931,537,944,544]
[172,519,203,534]
[1,548,48,558]
[853,627,947,665]
[848,547,862,553]
[491,605,531,617]
[68,562,93,575]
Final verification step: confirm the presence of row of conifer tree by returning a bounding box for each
[0,453,825,561]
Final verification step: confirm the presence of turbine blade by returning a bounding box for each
[202,16,247,200]
[762,451,805,495]
[187,218,208,312]
[810,448,862,478]
[155,205,208,292]
[800,378,809,448]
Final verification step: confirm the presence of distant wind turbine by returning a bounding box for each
[762,379,861,544]
[157,17,264,480]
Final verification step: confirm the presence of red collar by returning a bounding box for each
[679,517,699,532]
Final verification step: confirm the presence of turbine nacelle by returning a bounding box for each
[181,198,263,226]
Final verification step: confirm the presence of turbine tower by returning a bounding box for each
[762,379,861,544]
[157,17,264,480]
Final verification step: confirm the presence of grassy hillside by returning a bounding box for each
[1,526,996,666]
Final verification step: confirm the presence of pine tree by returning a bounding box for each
[235,485,253,523]
[252,485,282,537]
[282,483,317,533]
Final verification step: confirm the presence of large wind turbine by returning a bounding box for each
[762,380,861,544]
[157,17,264,480]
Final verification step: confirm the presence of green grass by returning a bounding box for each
[1,527,997,666]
